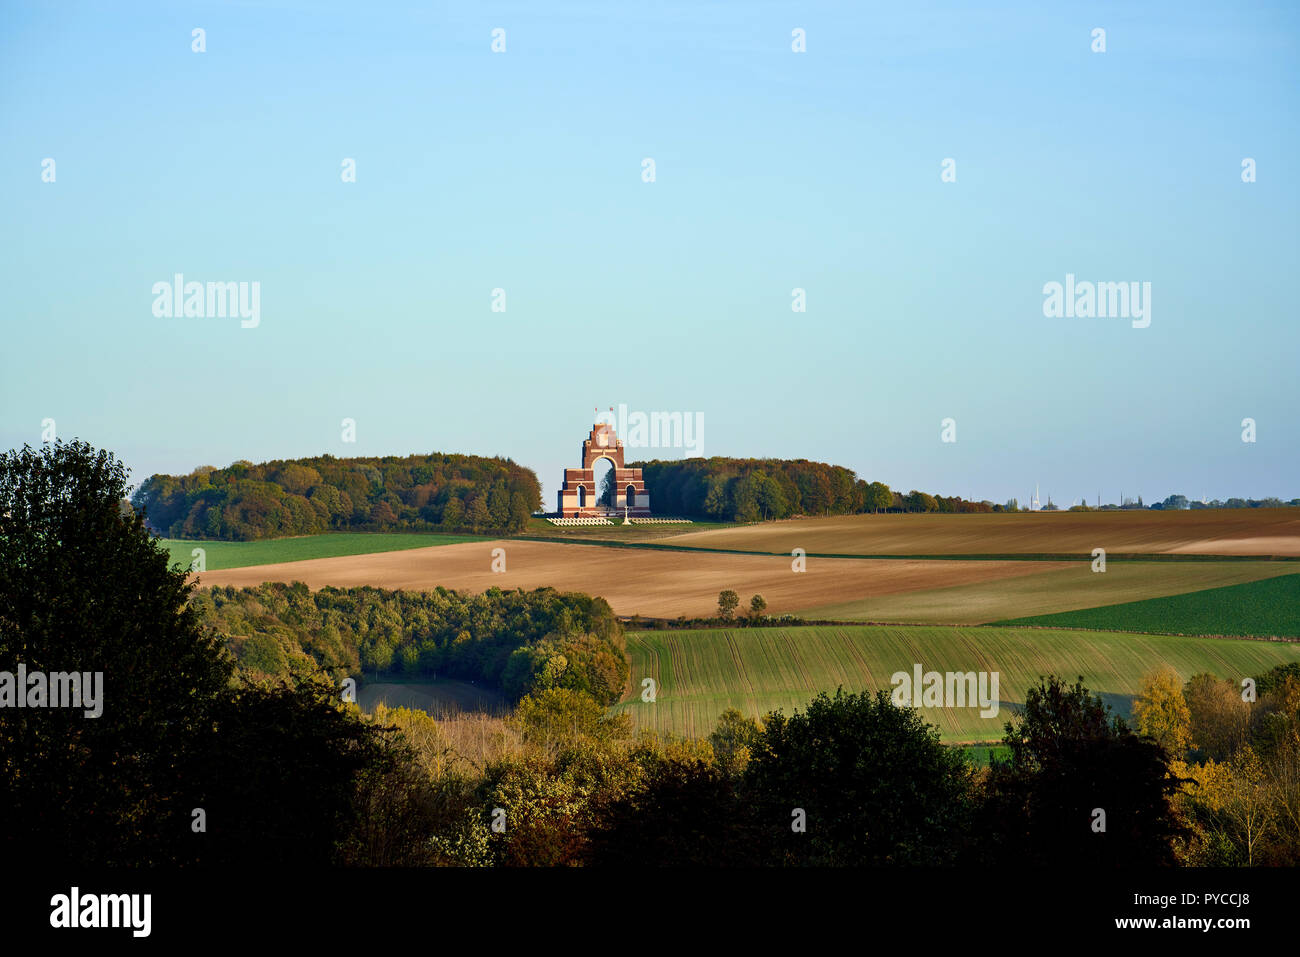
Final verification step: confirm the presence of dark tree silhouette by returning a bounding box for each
[976,675,1186,866]
[743,689,974,865]
[0,441,231,864]
[0,440,418,866]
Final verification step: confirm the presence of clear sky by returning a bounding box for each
[2,1,1297,508]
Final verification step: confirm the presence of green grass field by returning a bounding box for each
[961,744,1011,768]
[160,532,485,571]
[998,573,1300,638]
[803,561,1296,624]
[614,624,1300,742]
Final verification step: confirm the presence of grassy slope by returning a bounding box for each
[997,573,1300,638]
[614,624,1300,742]
[804,561,1296,624]
[161,532,484,571]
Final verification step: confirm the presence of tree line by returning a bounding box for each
[1021,494,1300,512]
[132,452,542,540]
[197,582,628,706]
[636,458,1300,520]
[1152,495,1300,511]
[634,457,1007,522]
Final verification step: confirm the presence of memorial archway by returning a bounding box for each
[556,417,652,518]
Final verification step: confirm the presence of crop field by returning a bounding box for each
[805,560,1297,625]
[161,532,484,571]
[613,624,1300,742]
[1000,573,1300,638]
[651,509,1300,558]
[195,539,1070,618]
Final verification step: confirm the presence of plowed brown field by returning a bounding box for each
[195,540,1070,618]
[651,509,1300,557]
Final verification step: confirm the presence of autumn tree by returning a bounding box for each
[710,708,764,776]
[1132,666,1193,756]
[1185,673,1252,761]
[905,490,938,513]
[1222,746,1276,866]
[441,496,465,529]
[465,496,492,532]
[718,590,740,619]
[867,481,893,513]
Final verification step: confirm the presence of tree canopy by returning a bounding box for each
[634,457,1002,520]
[132,452,541,540]
[197,582,629,706]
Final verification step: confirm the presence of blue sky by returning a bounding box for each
[2,1,1297,507]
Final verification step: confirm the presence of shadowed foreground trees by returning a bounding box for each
[976,676,1185,866]
[588,691,973,866]
[743,689,974,865]
[515,685,1184,867]
[186,677,427,866]
[0,441,411,866]
[0,441,232,865]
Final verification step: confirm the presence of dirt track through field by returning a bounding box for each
[196,540,1070,618]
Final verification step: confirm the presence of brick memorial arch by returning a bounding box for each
[556,417,651,518]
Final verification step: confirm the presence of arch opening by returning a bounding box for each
[593,456,615,510]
